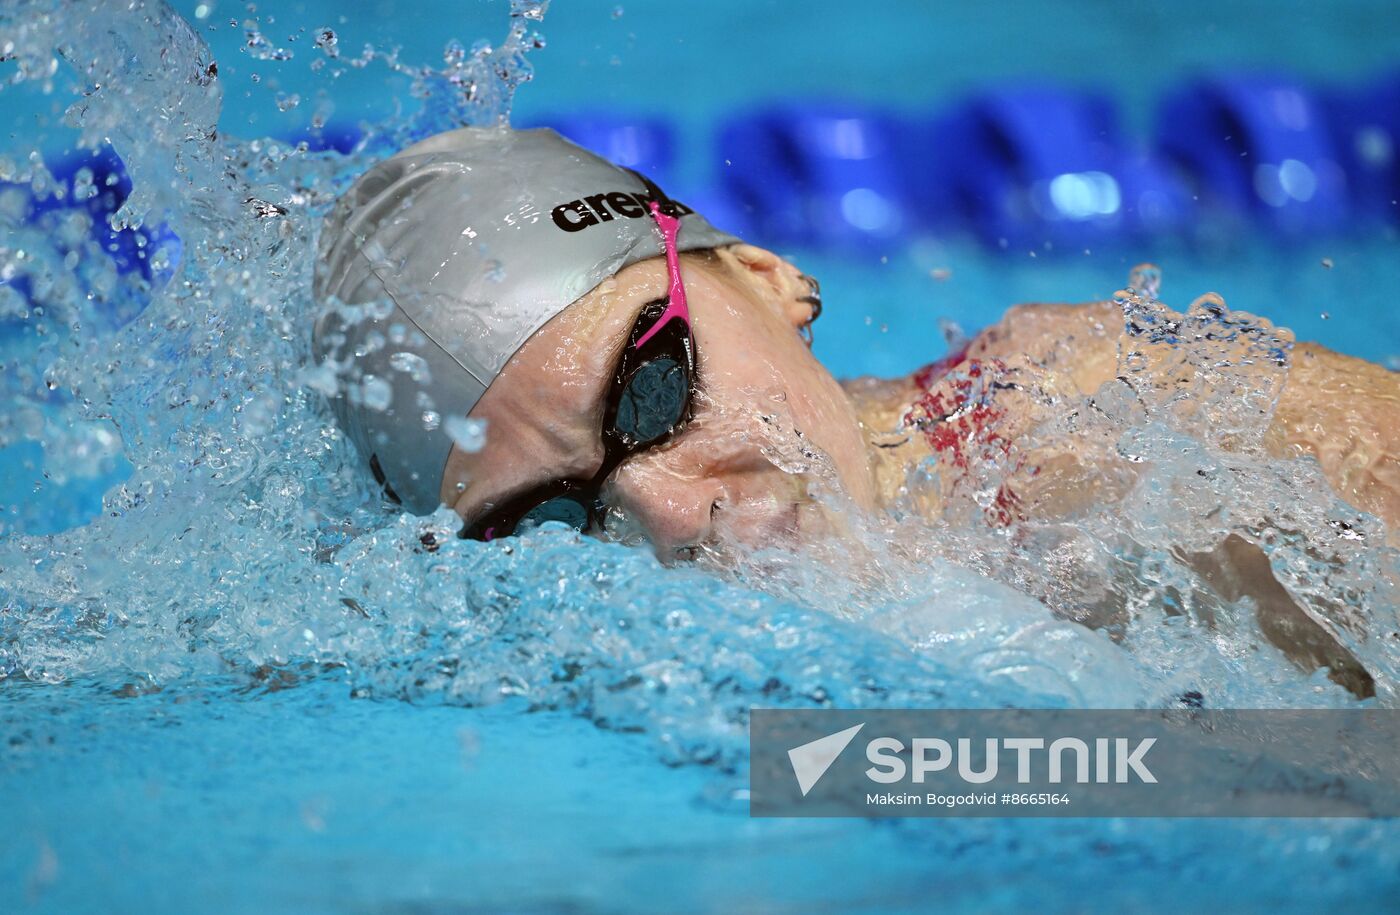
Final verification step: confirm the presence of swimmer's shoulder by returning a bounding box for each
[1270,340,1400,533]
[842,299,1124,412]
[1274,341,1400,457]
[968,300,1122,396]
[1288,340,1399,395]
[971,300,1120,353]
[841,373,925,426]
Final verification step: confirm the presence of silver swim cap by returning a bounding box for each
[312,126,741,514]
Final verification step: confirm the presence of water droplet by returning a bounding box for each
[388,351,430,382]
[300,362,339,396]
[243,395,279,436]
[937,318,968,350]
[1127,263,1162,299]
[245,197,287,218]
[71,167,97,201]
[360,376,392,411]
[445,415,488,452]
[314,27,339,57]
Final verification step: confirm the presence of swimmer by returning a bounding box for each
[314,127,1399,693]
[314,127,871,550]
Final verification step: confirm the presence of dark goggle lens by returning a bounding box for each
[614,357,688,444]
[516,494,591,533]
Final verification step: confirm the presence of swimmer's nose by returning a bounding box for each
[604,453,726,556]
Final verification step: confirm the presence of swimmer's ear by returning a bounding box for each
[722,244,813,329]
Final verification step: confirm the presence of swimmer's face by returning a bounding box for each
[442,244,877,557]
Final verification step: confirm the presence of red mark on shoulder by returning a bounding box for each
[904,354,1025,528]
[911,344,970,391]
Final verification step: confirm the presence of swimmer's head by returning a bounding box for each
[315,126,877,554]
[313,127,739,513]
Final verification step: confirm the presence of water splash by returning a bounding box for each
[0,0,1396,796]
[861,266,1398,705]
[1,8,1398,912]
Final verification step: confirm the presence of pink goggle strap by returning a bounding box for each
[633,201,690,350]
[482,203,686,543]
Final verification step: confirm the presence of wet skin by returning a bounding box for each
[446,250,1400,547]
[851,296,1400,697]
[440,251,1400,693]
[864,297,1400,533]
[441,244,875,556]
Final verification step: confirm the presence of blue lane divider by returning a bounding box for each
[1325,70,1400,223]
[513,114,758,237]
[13,70,1397,279]
[1157,75,1349,234]
[40,147,178,287]
[716,105,912,249]
[926,86,1192,247]
[1,146,178,337]
[283,123,363,155]
[527,112,678,188]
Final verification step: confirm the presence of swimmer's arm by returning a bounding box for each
[960,302,1400,528]
[869,300,1399,528]
[1267,342,1400,530]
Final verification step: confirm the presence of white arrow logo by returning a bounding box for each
[787,723,865,797]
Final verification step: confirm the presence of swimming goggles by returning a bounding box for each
[461,199,697,541]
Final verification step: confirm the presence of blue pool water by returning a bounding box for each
[3,1,1400,912]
